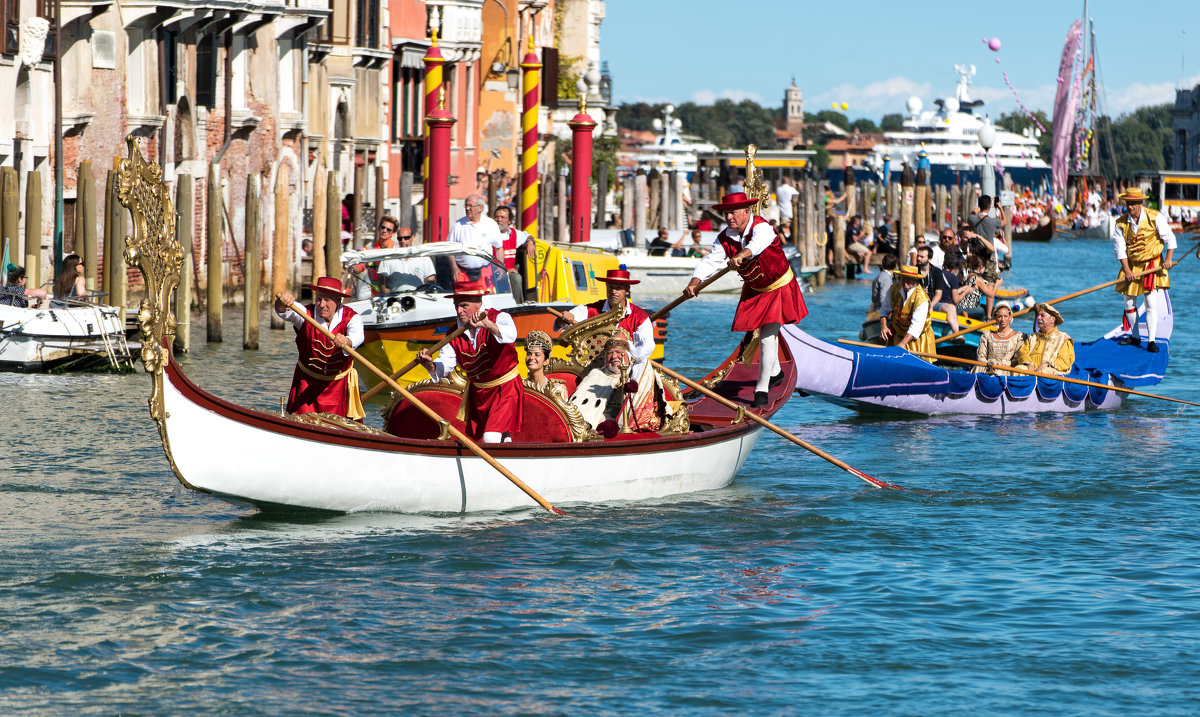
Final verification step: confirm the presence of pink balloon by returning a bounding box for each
[995,58,1001,63]
[988,37,1002,51]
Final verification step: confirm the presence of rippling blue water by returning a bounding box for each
[3,236,1200,714]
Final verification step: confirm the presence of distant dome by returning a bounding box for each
[943,97,959,113]
[906,96,923,114]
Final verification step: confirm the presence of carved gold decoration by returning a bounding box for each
[657,374,691,436]
[551,304,624,371]
[744,144,769,216]
[117,137,191,488]
[286,412,392,436]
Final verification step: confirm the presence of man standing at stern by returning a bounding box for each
[1113,188,1175,353]
[682,192,808,407]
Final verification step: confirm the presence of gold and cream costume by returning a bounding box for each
[1016,329,1074,376]
[882,282,935,355]
[1112,207,1175,296]
[971,330,1025,375]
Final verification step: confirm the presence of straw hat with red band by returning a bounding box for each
[1118,188,1148,203]
[444,278,491,301]
[596,268,640,286]
[712,192,759,212]
[893,265,924,281]
[306,276,352,298]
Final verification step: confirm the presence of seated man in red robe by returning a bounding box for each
[416,279,523,442]
[274,276,365,419]
[683,191,807,407]
[553,268,654,379]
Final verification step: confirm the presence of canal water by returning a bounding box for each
[3,235,1199,714]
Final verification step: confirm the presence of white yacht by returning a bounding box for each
[618,104,718,176]
[869,65,1050,185]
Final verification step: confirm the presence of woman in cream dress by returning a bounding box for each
[972,304,1024,375]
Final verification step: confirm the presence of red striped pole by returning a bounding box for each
[568,106,596,243]
[426,90,456,252]
[520,40,541,239]
[422,30,445,242]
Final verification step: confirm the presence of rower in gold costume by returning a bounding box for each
[879,265,935,354]
[1016,303,1074,376]
[1112,187,1175,353]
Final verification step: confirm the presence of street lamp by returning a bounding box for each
[978,122,997,197]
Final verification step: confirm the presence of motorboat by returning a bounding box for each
[0,296,133,372]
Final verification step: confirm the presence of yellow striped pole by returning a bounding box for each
[520,38,541,239]
[422,29,445,242]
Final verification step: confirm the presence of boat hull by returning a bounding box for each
[0,303,129,372]
[782,326,1130,416]
[159,356,778,513]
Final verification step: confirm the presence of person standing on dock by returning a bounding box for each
[879,265,935,354]
[682,191,808,408]
[1113,188,1175,353]
[416,279,523,443]
[555,268,654,380]
[274,277,365,420]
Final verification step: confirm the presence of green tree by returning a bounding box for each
[851,118,881,134]
[1104,103,1174,178]
[812,145,831,171]
[881,113,904,131]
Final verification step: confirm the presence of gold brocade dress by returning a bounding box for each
[1016,329,1074,376]
[971,330,1025,375]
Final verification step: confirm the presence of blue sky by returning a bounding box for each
[604,0,1200,122]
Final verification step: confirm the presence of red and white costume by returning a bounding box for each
[276,303,365,419]
[499,225,529,271]
[691,215,808,331]
[430,307,524,439]
[564,299,654,377]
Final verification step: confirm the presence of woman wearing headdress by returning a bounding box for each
[522,330,568,403]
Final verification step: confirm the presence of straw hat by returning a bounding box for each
[1033,303,1064,325]
[1118,188,1148,203]
[893,265,924,281]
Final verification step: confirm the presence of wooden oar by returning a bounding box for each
[649,266,733,320]
[279,296,565,515]
[360,322,471,402]
[835,338,1200,409]
[936,240,1200,344]
[650,360,901,490]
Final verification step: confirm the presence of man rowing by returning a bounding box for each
[274,277,365,420]
[554,268,653,380]
[879,265,935,354]
[416,279,523,443]
[681,191,808,407]
[1112,188,1175,353]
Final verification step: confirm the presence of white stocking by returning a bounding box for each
[756,323,782,393]
[1122,297,1138,337]
[482,431,503,443]
[1143,291,1158,342]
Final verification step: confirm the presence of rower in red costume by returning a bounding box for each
[554,268,654,379]
[273,277,366,419]
[416,279,524,442]
[682,191,807,407]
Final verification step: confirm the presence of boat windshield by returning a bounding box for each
[340,242,511,298]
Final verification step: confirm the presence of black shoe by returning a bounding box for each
[768,371,786,388]
[1147,341,1159,353]
[1118,335,1141,347]
[751,391,768,408]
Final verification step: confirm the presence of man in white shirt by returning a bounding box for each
[775,177,798,223]
[1111,188,1176,352]
[446,194,503,284]
[376,224,436,291]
